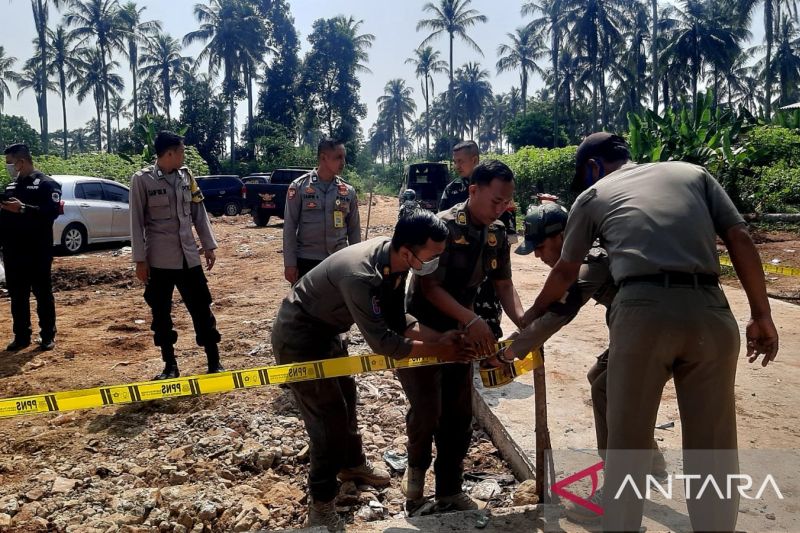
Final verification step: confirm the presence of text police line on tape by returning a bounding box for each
[1,342,544,419]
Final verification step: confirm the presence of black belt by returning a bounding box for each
[620,272,719,288]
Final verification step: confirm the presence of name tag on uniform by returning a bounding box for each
[333,210,345,228]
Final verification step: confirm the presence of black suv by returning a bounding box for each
[398,163,450,212]
[195,175,247,216]
[245,168,313,226]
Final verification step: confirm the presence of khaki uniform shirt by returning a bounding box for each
[561,161,744,282]
[274,237,416,360]
[510,247,615,356]
[130,164,217,269]
[407,201,512,331]
[283,170,361,267]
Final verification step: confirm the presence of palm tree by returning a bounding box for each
[69,48,123,151]
[454,62,492,140]
[773,14,800,106]
[65,0,127,152]
[523,0,566,145]
[49,25,81,158]
[138,77,161,117]
[16,0,66,152]
[68,126,92,153]
[377,79,417,162]
[417,0,487,137]
[16,55,59,147]
[0,47,18,133]
[406,46,448,159]
[109,94,128,145]
[118,1,162,129]
[497,26,546,115]
[333,16,375,74]
[561,0,628,128]
[662,0,745,108]
[184,0,264,163]
[139,33,190,121]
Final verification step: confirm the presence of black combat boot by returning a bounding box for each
[205,344,225,374]
[154,346,179,380]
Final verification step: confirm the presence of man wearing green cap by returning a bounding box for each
[490,200,666,524]
[527,132,779,532]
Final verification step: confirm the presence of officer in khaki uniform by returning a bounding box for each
[490,202,665,524]
[283,138,360,284]
[439,141,517,340]
[271,209,473,531]
[400,160,525,511]
[130,131,223,380]
[528,133,779,532]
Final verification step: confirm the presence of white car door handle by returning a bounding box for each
[113,206,123,210]
[79,203,90,208]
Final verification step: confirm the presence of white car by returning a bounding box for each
[51,175,131,254]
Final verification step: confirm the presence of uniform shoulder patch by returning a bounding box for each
[287,187,297,200]
[456,211,467,226]
[51,191,61,203]
[371,295,382,316]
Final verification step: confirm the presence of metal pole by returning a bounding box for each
[364,177,375,240]
[534,364,555,503]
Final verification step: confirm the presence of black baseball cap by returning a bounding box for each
[571,132,629,193]
[515,203,569,255]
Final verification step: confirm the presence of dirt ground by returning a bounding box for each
[0,195,798,532]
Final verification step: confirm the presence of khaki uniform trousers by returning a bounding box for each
[602,282,740,533]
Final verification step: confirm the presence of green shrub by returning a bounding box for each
[741,162,800,213]
[495,146,577,212]
[747,126,800,168]
[26,146,209,188]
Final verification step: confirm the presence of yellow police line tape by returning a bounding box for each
[0,341,543,419]
[720,255,800,277]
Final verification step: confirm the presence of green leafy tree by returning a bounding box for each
[299,16,372,145]
[417,0,487,137]
[504,100,568,150]
[180,77,228,172]
[118,1,162,129]
[257,0,301,134]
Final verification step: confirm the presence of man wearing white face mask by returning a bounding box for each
[1,144,62,352]
[399,160,526,511]
[271,208,474,531]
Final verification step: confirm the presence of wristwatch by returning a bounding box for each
[19,204,26,214]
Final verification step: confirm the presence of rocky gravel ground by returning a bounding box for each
[0,339,531,532]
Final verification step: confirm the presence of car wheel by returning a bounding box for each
[61,223,86,254]
[224,201,241,216]
[253,211,270,227]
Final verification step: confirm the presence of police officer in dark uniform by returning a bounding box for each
[439,141,517,340]
[400,160,525,511]
[1,144,61,351]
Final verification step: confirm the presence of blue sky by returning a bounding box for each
[0,0,766,139]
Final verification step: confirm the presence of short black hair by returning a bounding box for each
[391,208,449,252]
[4,143,33,162]
[154,131,184,157]
[471,159,514,187]
[318,137,344,158]
[453,140,479,158]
